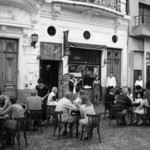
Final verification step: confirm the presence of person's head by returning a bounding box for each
[31,89,38,96]
[138,75,142,81]
[70,74,75,80]
[9,95,17,104]
[80,95,92,106]
[37,78,44,88]
[52,96,57,101]
[137,92,142,98]
[121,87,128,96]
[127,87,131,94]
[143,89,150,100]
[75,86,80,93]
[109,88,115,94]
[52,87,58,94]
[79,90,85,96]
[64,91,72,100]
[109,72,113,78]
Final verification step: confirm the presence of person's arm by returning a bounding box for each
[65,100,77,114]
[79,106,84,118]
[0,106,12,116]
[113,77,116,88]
[2,99,10,110]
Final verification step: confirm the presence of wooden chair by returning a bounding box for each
[136,105,150,126]
[53,111,71,139]
[46,105,56,127]
[80,113,101,143]
[11,117,28,150]
[109,102,127,126]
[28,109,43,134]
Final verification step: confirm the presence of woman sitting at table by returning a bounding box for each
[79,95,95,139]
[134,89,150,125]
[0,95,24,145]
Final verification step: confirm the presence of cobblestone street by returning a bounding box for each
[4,104,150,150]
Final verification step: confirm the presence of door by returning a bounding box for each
[107,48,121,87]
[40,60,63,99]
[0,38,18,97]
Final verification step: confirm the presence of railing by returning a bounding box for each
[72,0,121,12]
[134,15,150,26]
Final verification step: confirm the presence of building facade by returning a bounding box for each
[128,0,150,92]
[0,0,129,102]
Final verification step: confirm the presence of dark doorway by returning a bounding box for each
[40,60,59,92]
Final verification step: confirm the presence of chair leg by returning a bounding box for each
[23,131,28,147]
[80,126,84,140]
[53,124,57,137]
[58,124,61,139]
[16,134,20,150]
[97,128,101,143]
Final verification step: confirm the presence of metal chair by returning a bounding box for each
[46,105,56,127]
[28,109,43,134]
[80,113,101,143]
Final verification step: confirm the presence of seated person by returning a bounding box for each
[134,92,143,103]
[73,89,85,109]
[79,95,95,125]
[134,89,149,125]
[113,87,132,125]
[55,91,77,135]
[0,95,24,145]
[0,90,10,110]
[79,95,95,139]
[105,88,115,105]
[48,95,58,106]
[115,87,132,112]
[26,89,43,113]
[47,87,58,106]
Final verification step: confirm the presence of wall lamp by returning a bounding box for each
[31,33,38,49]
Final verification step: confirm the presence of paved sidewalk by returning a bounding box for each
[5,104,150,150]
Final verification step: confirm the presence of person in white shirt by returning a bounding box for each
[135,75,143,88]
[47,87,58,106]
[106,72,116,94]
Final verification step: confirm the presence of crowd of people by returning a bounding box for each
[0,74,150,146]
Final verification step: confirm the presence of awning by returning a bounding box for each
[68,42,106,51]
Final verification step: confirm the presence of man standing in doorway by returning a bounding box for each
[106,72,116,94]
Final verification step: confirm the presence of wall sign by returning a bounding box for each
[40,42,62,60]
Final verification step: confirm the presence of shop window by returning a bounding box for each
[68,64,99,87]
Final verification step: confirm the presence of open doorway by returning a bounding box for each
[40,60,59,92]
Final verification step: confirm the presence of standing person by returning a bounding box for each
[93,76,101,105]
[106,72,116,94]
[69,74,76,93]
[135,75,143,89]
[135,76,143,99]
[35,78,49,122]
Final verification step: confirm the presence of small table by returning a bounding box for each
[71,110,81,138]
